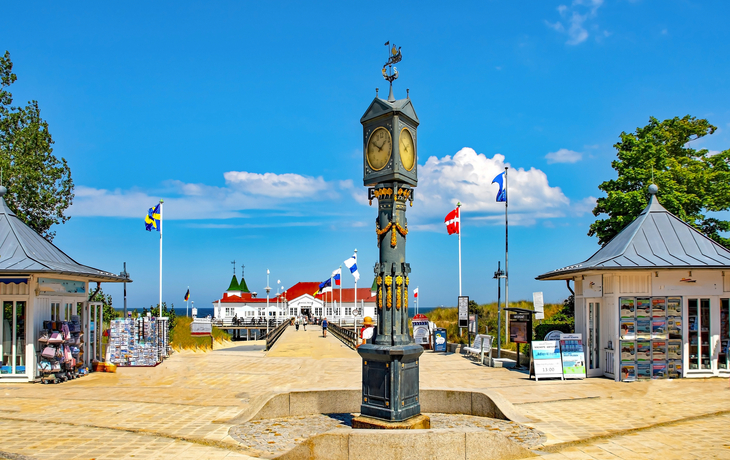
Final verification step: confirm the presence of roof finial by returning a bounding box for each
[648,184,658,195]
[231,259,236,276]
[0,168,6,197]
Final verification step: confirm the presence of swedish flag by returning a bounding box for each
[145,203,161,231]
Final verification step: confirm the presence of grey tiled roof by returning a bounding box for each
[537,192,730,280]
[0,196,129,282]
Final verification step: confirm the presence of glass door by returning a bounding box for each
[688,298,712,371]
[587,300,601,375]
[720,299,729,371]
[1,301,27,376]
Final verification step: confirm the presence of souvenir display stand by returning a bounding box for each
[106,316,169,367]
[37,316,87,384]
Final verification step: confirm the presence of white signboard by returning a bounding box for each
[531,340,564,381]
[190,320,212,336]
[413,318,430,345]
[458,296,469,328]
[533,292,544,320]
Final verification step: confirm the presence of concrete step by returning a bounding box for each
[491,358,516,368]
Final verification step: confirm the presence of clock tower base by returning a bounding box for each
[357,343,423,422]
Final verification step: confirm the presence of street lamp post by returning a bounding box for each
[265,269,271,337]
[493,261,506,359]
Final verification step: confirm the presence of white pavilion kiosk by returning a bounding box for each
[0,188,129,382]
[537,186,730,381]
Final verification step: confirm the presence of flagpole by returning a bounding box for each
[339,265,342,320]
[159,199,163,363]
[417,286,419,316]
[457,203,462,297]
[354,249,358,323]
[159,199,163,316]
[504,167,509,343]
[186,286,189,318]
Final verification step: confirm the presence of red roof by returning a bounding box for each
[278,282,321,301]
[214,282,377,304]
[317,287,375,303]
[217,292,269,304]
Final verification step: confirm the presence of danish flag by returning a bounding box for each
[444,207,460,235]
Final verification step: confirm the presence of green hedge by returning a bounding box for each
[534,322,573,341]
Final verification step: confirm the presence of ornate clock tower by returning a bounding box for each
[354,44,428,428]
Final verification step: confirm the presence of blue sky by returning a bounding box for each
[2,1,729,309]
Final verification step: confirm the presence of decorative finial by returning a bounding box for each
[0,186,6,197]
[648,184,658,195]
[231,260,236,276]
[382,41,402,102]
[376,88,379,97]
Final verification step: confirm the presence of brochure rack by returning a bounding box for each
[619,296,682,381]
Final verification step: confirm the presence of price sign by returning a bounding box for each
[458,296,469,328]
[531,340,563,381]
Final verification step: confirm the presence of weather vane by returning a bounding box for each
[381,41,402,101]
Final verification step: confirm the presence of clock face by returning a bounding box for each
[366,127,392,171]
[399,128,415,171]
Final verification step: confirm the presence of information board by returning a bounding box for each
[190,320,212,336]
[458,296,469,328]
[533,292,544,320]
[531,340,564,380]
[468,314,478,334]
[412,316,430,346]
[509,311,531,343]
[559,333,586,379]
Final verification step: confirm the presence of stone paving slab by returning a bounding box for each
[1,330,729,459]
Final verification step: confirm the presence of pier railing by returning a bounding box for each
[329,323,357,350]
[265,319,290,351]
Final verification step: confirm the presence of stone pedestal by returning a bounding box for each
[352,413,430,430]
[357,343,423,421]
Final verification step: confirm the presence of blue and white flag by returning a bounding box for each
[492,172,507,203]
[343,253,360,282]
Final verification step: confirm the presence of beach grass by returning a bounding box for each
[170,316,231,351]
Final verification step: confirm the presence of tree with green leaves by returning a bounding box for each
[88,286,119,325]
[589,116,730,249]
[0,51,74,242]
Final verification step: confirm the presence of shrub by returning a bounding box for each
[534,322,573,341]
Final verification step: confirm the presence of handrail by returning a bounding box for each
[265,320,289,351]
[329,323,357,350]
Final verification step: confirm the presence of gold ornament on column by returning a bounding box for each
[385,276,393,309]
[396,276,403,310]
[376,276,383,309]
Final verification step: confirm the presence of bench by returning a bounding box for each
[463,334,493,364]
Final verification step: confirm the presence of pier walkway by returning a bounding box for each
[0,333,729,459]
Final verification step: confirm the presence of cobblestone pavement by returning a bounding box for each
[229,412,544,457]
[0,326,728,459]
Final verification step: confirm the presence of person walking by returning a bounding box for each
[303,317,307,331]
[295,317,300,331]
[321,317,328,338]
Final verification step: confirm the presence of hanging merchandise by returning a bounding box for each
[37,315,85,384]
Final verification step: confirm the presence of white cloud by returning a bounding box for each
[223,171,328,198]
[546,148,583,164]
[573,196,597,216]
[411,147,570,227]
[547,0,605,45]
[70,170,340,220]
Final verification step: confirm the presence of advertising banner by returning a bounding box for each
[433,328,447,352]
[620,298,635,318]
[559,333,586,379]
[531,340,563,381]
[620,362,636,381]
